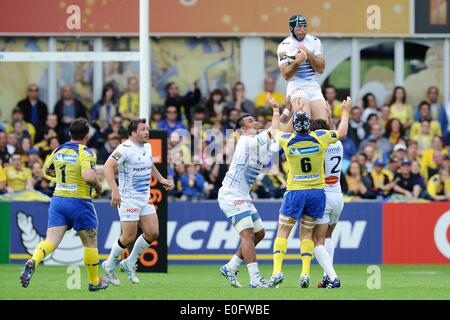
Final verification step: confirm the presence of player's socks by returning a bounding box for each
[227,255,243,272]
[84,247,100,286]
[324,238,335,276]
[272,237,287,275]
[300,239,314,276]
[128,234,152,266]
[314,245,337,281]
[247,262,260,281]
[31,240,55,266]
[106,238,126,267]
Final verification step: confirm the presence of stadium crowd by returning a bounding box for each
[1,78,450,202]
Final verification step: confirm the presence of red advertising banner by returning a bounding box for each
[383,203,450,264]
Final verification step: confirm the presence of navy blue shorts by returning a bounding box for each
[279,189,326,220]
[48,196,98,231]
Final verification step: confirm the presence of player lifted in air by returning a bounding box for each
[278,14,327,121]
[268,97,351,289]
[310,102,345,288]
[20,118,109,291]
[219,93,292,288]
[102,119,173,285]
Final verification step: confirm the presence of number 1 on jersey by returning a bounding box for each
[60,165,66,183]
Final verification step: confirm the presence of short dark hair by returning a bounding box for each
[236,114,251,129]
[12,107,23,115]
[128,118,147,136]
[69,118,90,140]
[310,119,329,131]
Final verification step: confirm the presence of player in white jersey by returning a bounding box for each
[277,14,328,121]
[219,94,287,288]
[102,119,173,285]
[310,112,344,288]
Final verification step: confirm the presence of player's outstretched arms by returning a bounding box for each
[151,165,174,191]
[279,49,307,80]
[337,97,352,139]
[104,157,121,208]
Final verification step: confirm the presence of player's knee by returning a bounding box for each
[255,229,265,241]
[240,228,255,242]
[120,234,135,246]
[144,230,159,242]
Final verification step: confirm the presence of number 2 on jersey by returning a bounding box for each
[330,156,341,174]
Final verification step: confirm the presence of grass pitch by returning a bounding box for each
[1,264,449,300]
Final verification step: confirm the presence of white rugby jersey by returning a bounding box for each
[324,141,343,193]
[221,132,271,196]
[109,139,153,200]
[277,34,323,83]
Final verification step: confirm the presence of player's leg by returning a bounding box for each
[292,97,311,117]
[232,227,265,273]
[309,99,328,121]
[20,226,66,288]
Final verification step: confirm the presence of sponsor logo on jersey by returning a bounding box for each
[331,131,337,138]
[111,151,122,161]
[325,175,339,184]
[55,183,78,191]
[126,207,139,214]
[289,145,319,155]
[292,173,320,180]
[55,153,77,163]
[233,200,252,206]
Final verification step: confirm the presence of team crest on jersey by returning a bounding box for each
[111,151,122,161]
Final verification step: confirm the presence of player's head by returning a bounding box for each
[293,111,311,134]
[236,113,259,135]
[289,14,308,41]
[69,118,90,144]
[128,118,149,143]
[310,119,329,131]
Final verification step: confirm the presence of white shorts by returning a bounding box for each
[316,192,344,225]
[118,197,156,222]
[287,78,324,102]
[218,187,257,218]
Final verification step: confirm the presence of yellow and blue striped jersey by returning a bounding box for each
[43,141,97,199]
[275,130,340,190]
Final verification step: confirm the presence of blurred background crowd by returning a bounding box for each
[1,77,449,202]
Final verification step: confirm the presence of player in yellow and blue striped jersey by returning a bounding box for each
[20,118,109,291]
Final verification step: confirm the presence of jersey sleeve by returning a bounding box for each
[277,42,290,66]
[426,176,438,196]
[311,36,323,55]
[43,150,56,176]
[80,147,97,173]
[313,130,340,147]
[109,144,128,165]
[275,131,291,150]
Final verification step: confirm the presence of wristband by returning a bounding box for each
[283,109,291,117]
[273,112,280,116]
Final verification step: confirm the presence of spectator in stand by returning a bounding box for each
[359,122,392,156]
[150,109,162,130]
[17,137,32,165]
[165,80,201,126]
[35,113,59,144]
[0,131,11,164]
[393,143,408,162]
[54,85,88,142]
[418,86,448,139]
[355,152,369,176]
[0,162,6,193]
[411,101,442,138]
[347,106,366,149]
[158,105,188,137]
[344,161,374,198]
[167,163,185,199]
[118,77,139,124]
[385,118,405,146]
[34,127,58,161]
[426,150,445,179]
[323,85,342,120]
[386,155,400,181]
[369,159,395,197]
[222,108,239,132]
[389,86,413,129]
[12,121,31,145]
[91,83,118,133]
[4,152,34,192]
[393,159,422,199]
[421,136,448,179]
[255,76,285,116]
[227,82,256,117]
[40,136,60,164]
[97,133,122,165]
[103,114,128,140]
[6,132,18,155]
[6,108,36,143]
[363,113,380,136]
[180,164,205,201]
[205,89,227,123]
[379,104,390,131]
[411,120,434,155]
[427,168,450,201]
[27,149,42,169]
[16,84,48,130]
[206,161,228,199]
[361,93,379,123]
[407,140,421,162]
[31,162,52,196]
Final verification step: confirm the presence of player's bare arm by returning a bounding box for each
[279,49,307,81]
[296,44,325,74]
[151,164,174,191]
[336,97,352,139]
[104,157,121,208]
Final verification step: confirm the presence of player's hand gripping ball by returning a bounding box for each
[286,47,304,65]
